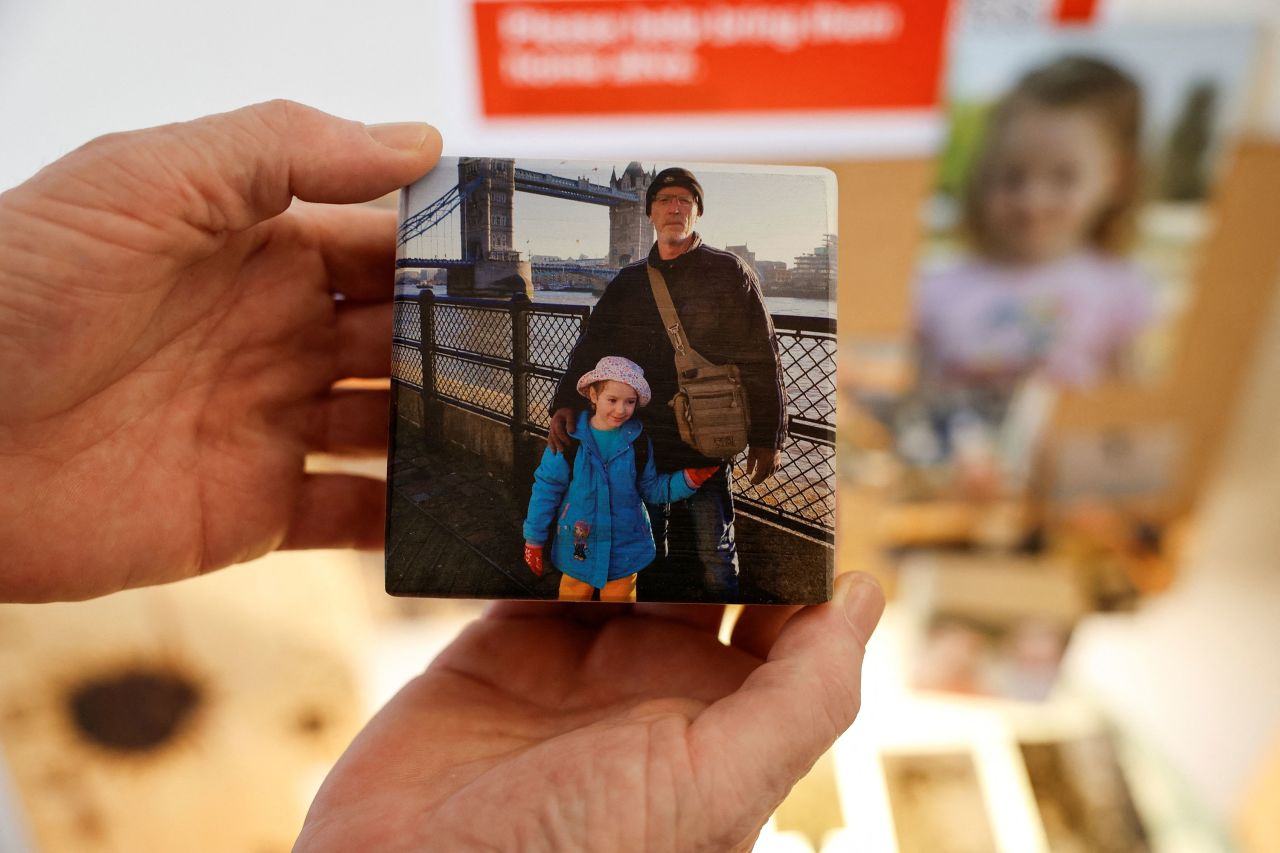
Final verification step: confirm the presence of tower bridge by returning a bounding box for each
[397,158,658,297]
[513,167,641,206]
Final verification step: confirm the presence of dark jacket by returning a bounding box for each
[552,235,787,471]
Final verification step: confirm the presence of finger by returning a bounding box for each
[632,603,726,633]
[335,301,394,379]
[486,601,634,625]
[53,100,441,239]
[312,387,390,454]
[689,573,884,814]
[549,423,569,454]
[295,204,398,302]
[281,473,386,550]
[730,605,802,660]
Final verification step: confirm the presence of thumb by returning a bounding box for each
[40,99,441,236]
[689,572,884,824]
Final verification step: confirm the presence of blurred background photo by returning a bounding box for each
[875,27,1260,515]
[841,21,1263,716]
[930,27,1258,388]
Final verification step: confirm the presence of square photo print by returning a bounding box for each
[386,157,836,604]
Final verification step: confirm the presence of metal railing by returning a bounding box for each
[733,315,836,542]
[392,292,835,543]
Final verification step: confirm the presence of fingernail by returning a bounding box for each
[835,572,885,646]
[366,122,436,152]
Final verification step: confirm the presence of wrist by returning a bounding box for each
[683,466,719,488]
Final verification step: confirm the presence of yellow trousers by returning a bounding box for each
[558,572,637,602]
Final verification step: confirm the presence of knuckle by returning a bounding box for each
[819,675,861,733]
[249,98,308,134]
[249,99,362,147]
[76,129,132,157]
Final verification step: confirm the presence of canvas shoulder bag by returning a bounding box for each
[647,265,751,459]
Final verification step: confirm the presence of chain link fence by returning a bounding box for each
[392,294,834,542]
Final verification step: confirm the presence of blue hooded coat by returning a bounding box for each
[522,410,695,589]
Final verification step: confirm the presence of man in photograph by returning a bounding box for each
[547,167,787,601]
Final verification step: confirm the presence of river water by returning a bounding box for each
[407,282,833,320]
[529,287,835,320]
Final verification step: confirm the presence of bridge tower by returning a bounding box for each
[453,157,532,297]
[608,162,655,268]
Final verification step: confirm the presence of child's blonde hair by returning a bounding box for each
[960,55,1144,257]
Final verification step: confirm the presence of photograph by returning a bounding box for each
[898,551,1085,702]
[387,157,836,604]
[867,26,1260,511]
[3,1,1278,851]
[881,750,998,853]
[1019,735,1149,853]
[838,24,1261,666]
[923,25,1258,391]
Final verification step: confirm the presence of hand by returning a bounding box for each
[0,100,442,602]
[297,573,885,851]
[548,407,576,454]
[524,542,544,577]
[683,465,720,488]
[745,446,782,485]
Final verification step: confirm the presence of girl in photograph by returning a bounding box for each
[522,356,718,602]
[906,56,1157,489]
[918,54,1156,396]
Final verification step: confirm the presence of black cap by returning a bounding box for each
[646,167,704,216]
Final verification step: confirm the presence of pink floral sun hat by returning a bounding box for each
[576,356,652,407]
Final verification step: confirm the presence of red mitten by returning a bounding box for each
[684,466,720,488]
[524,543,545,577]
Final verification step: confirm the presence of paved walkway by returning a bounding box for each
[386,418,829,604]
[386,426,559,599]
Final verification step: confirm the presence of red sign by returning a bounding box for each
[1054,0,1100,24]
[472,0,952,118]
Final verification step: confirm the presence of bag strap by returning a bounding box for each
[635,434,651,481]
[646,265,717,375]
[562,431,649,486]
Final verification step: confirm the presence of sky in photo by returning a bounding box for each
[401,158,836,265]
